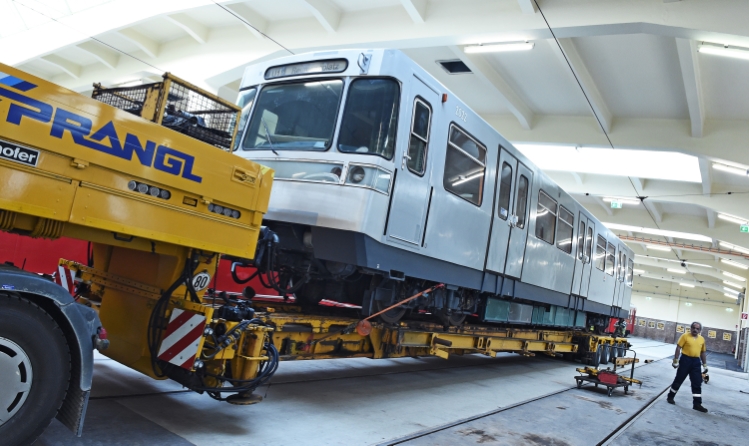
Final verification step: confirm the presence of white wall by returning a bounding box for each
[631,292,740,331]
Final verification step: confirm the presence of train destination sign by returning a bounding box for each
[265,59,348,80]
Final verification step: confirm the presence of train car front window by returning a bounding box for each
[535,190,557,245]
[338,78,400,159]
[243,79,343,152]
[556,206,574,254]
[595,235,606,271]
[233,88,256,151]
[606,242,616,276]
[443,124,486,206]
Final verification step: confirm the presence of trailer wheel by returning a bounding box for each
[0,294,71,446]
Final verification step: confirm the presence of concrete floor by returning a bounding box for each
[36,337,748,445]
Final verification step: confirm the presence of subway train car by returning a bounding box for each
[233,49,633,331]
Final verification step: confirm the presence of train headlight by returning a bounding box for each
[349,166,366,183]
[345,164,392,194]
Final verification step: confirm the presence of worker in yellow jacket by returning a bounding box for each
[667,321,708,412]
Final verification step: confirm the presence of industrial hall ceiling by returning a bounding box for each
[3,0,748,307]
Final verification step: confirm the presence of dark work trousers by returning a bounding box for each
[670,355,703,405]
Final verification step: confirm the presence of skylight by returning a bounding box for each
[513,144,702,183]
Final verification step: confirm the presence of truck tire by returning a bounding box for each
[0,294,71,446]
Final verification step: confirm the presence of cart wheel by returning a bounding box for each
[607,387,613,397]
[624,386,629,394]
[577,380,582,389]
[595,383,598,388]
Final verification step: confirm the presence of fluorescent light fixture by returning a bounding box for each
[645,296,652,300]
[604,223,712,243]
[602,197,640,206]
[685,302,693,306]
[724,287,739,293]
[633,269,645,274]
[634,255,711,268]
[721,259,749,270]
[724,280,743,289]
[723,271,745,281]
[727,308,734,312]
[725,293,739,299]
[699,43,749,61]
[513,144,701,183]
[679,283,695,288]
[464,42,534,53]
[719,241,749,255]
[717,213,748,225]
[667,268,686,274]
[712,163,749,176]
[646,244,672,252]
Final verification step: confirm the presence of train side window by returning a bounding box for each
[619,252,626,282]
[515,175,529,228]
[443,124,486,206]
[606,242,616,276]
[585,226,593,262]
[577,221,586,260]
[626,258,634,286]
[407,98,431,175]
[594,235,606,271]
[556,206,574,254]
[535,190,557,245]
[497,162,512,220]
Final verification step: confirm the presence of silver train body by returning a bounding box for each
[234,49,633,329]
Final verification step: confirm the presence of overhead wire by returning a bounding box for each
[210,0,295,55]
[532,0,715,295]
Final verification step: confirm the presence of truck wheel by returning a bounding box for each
[0,294,71,446]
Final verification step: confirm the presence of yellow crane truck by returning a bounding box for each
[0,64,629,445]
[0,64,274,445]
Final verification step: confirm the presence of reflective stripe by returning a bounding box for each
[693,394,701,397]
[671,388,679,393]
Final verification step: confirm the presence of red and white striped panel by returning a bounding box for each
[157,308,206,370]
[55,264,76,297]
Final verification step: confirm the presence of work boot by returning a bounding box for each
[667,392,675,405]
[693,404,708,413]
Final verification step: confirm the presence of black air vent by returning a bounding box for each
[438,60,471,74]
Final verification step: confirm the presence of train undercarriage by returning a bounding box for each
[232,222,625,335]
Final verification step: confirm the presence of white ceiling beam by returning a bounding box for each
[225,3,267,39]
[76,41,118,70]
[630,177,645,195]
[40,54,81,79]
[450,46,534,130]
[301,0,341,33]
[165,13,209,44]
[399,0,427,23]
[570,171,584,185]
[592,196,614,216]
[553,38,612,133]
[517,0,538,14]
[675,38,705,138]
[642,199,662,224]
[698,158,712,195]
[706,208,716,229]
[118,28,159,58]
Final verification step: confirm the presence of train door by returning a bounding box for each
[571,215,586,295]
[612,248,621,307]
[386,77,436,246]
[615,246,627,307]
[485,148,518,274]
[504,163,532,278]
[579,219,594,296]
